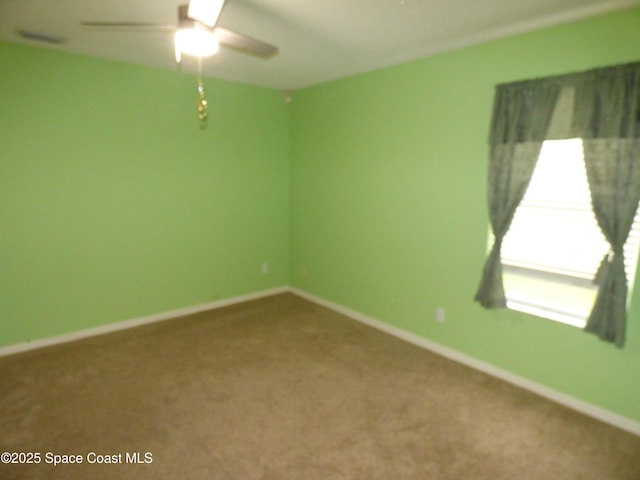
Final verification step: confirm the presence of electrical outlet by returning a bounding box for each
[436,307,445,323]
[262,263,269,274]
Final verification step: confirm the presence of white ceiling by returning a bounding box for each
[1,0,639,90]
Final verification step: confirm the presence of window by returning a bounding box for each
[500,138,640,327]
[474,62,640,346]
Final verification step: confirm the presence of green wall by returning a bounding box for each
[0,43,290,346]
[289,8,640,422]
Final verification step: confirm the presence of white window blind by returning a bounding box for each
[500,138,640,327]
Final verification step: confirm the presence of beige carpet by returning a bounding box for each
[1,293,639,480]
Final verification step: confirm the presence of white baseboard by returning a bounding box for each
[3,284,638,436]
[290,287,640,437]
[0,286,290,358]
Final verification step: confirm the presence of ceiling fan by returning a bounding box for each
[82,0,278,126]
[82,0,278,62]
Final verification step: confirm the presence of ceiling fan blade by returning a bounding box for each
[214,26,278,58]
[82,21,175,30]
[188,0,226,28]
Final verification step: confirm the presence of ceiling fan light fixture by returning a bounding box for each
[174,27,219,58]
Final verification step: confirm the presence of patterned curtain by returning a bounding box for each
[476,62,640,347]
[573,64,640,347]
[474,81,560,308]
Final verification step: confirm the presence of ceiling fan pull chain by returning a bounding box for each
[197,77,208,123]
[196,57,208,128]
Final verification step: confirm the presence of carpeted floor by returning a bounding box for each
[1,293,639,480]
